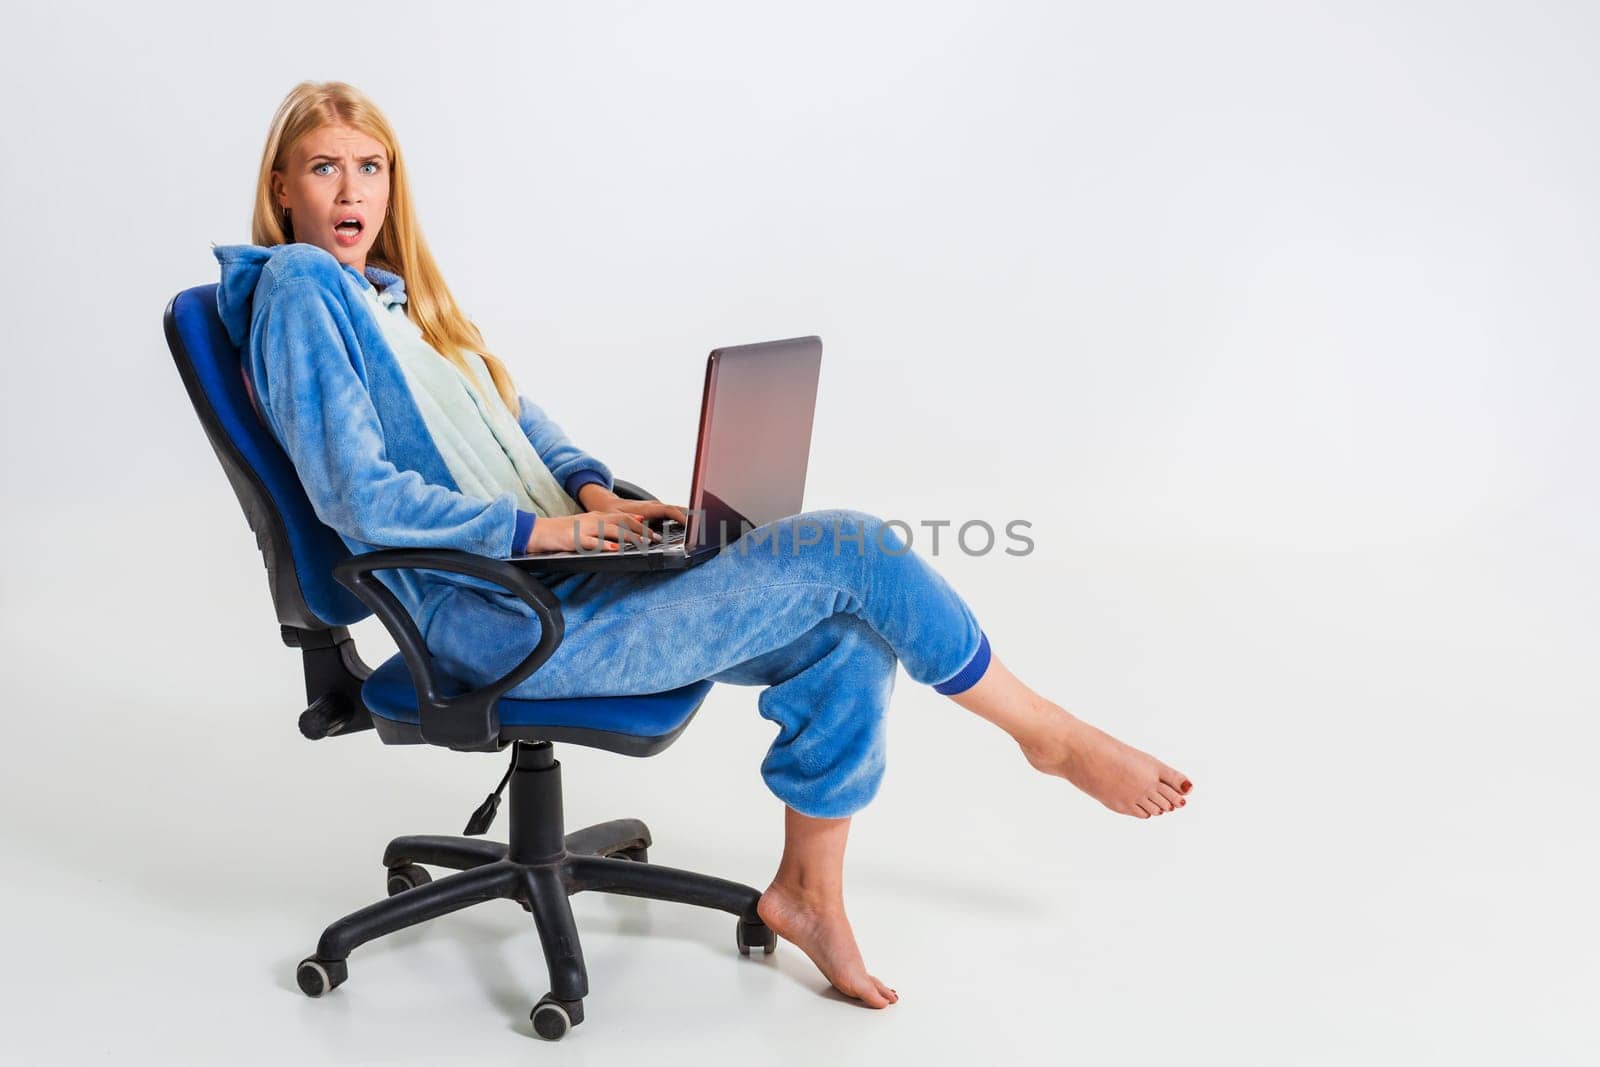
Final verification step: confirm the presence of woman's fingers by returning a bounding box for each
[586,513,650,549]
[648,501,689,525]
[553,508,694,554]
[627,500,688,526]
[596,510,645,535]
[566,510,682,552]
[606,511,653,544]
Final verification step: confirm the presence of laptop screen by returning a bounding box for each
[689,336,822,549]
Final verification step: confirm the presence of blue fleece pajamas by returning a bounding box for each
[423,509,992,819]
[213,241,991,820]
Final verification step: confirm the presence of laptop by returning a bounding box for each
[510,335,822,574]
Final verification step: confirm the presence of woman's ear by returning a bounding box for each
[270,170,287,209]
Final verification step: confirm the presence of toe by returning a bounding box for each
[1158,766,1192,794]
[1155,782,1184,808]
[837,967,890,1008]
[1132,800,1154,818]
[1148,791,1174,813]
[856,982,891,1008]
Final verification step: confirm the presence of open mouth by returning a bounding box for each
[333,216,365,246]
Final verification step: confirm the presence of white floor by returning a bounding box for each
[1,521,1592,1065]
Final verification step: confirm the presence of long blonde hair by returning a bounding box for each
[250,80,521,415]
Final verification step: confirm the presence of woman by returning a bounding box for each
[217,81,1193,1010]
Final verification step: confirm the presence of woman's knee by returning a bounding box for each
[784,508,910,562]
[718,509,909,615]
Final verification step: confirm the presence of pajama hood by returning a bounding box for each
[215,241,415,342]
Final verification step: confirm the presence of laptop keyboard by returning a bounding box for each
[513,523,689,561]
[623,524,688,552]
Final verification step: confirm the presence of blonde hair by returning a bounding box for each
[251,80,521,415]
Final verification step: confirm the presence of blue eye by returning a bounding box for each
[310,161,381,176]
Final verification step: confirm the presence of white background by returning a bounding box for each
[1,1,1594,1062]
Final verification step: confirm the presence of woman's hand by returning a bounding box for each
[576,484,689,530]
[525,509,656,554]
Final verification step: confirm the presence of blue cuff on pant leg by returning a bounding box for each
[932,630,991,695]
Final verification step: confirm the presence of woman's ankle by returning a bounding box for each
[765,870,845,909]
[1014,703,1084,765]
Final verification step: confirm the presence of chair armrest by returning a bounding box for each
[610,478,654,502]
[331,549,565,752]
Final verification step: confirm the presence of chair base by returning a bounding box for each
[293,740,776,1040]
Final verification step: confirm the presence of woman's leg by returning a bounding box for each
[424,507,1190,999]
[706,612,899,1006]
[424,517,933,1008]
[705,611,899,819]
[942,651,1195,818]
[756,807,898,1008]
[428,508,987,703]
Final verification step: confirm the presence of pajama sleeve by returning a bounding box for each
[249,274,524,558]
[512,509,538,553]
[515,393,615,501]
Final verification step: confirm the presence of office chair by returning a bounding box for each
[164,284,776,1041]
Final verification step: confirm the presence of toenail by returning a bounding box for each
[1181,781,1192,792]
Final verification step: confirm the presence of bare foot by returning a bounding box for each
[1019,709,1193,818]
[757,880,899,1008]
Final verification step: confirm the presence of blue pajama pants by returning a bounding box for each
[420,508,992,818]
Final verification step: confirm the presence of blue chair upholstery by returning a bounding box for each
[168,284,367,627]
[365,657,713,755]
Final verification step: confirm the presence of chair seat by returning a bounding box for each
[361,653,713,756]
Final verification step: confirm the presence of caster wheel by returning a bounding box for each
[386,863,432,896]
[608,845,648,863]
[736,918,776,957]
[531,994,584,1040]
[296,956,348,997]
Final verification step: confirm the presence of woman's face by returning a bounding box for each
[271,123,390,273]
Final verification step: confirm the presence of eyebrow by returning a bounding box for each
[307,154,384,164]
